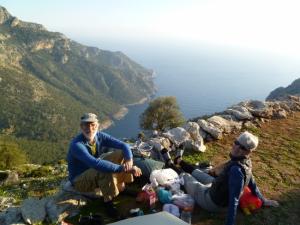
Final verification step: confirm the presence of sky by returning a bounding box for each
[1,0,300,58]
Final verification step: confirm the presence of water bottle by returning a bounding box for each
[180,210,192,224]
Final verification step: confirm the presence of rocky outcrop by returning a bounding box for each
[0,7,11,25]
[239,100,273,118]
[30,40,55,52]
[266,78,300,101]
[0,180,89,224]
[45,188,88,223]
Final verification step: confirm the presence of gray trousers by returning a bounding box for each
[182,169,224,212]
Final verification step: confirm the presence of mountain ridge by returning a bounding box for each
[0,6,155,157]
[266,78,300,101]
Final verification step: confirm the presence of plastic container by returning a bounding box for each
[172,194,195,212]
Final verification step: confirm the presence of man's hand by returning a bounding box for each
[123,159,133,172]
[264,199,280,207]
[129,166,142,177]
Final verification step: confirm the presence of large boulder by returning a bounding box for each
[0,207,22,225]
[0,170,19,186]
[239,100,273,118]
[162,127,191,147]
[207,116,242,133]
[183,122,200,140]
[239,100,273,119]
[197,119,223,140]
[184,139,206,152]
[21,197,47,224]
[46,190,87,224]
[183,122,206,152]
[225,105,253,120]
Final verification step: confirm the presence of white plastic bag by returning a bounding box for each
[150,168,184,193]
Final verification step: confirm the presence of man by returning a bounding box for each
[67,113,142,218]
[173,131,279,225]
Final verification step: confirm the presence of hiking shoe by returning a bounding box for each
[104,201,126,220]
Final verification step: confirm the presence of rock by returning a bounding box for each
[162,127,191,147]
[284,96,300,111]
[183,122,206,152]
[0,207,22,225]
[218,114,239,121]
[199,128,208,140]
[197,119,223,140]
[225,105,253,120]
[184,139,206,152]
[0,197,16,211]
[239,100,274,118]
[183,122,201,141]
[276,102,291,113]
[273,109,287,119]
[46,189,88,224]
[148,137,171,151]
[0,170,19,186]
[21,197,47,224]
[207,116,242,133]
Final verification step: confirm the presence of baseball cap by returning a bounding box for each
[80,113,98,123]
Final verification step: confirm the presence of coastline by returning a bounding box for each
[100,96,151,130]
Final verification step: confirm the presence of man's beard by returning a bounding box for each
[83,131,97,141]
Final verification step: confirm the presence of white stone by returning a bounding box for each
[148,137,171,151]
[162,127,191,147]
[225,105,253,120]
[207,115,242,133]
[239,100,273,118]
[197,119,223,140]
[183,122,206,152]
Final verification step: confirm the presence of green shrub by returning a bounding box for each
[140,96,185,131]
[0,141,27,169]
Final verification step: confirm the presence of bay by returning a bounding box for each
[93,41,300,139]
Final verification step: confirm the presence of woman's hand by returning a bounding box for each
[264,199,280,207]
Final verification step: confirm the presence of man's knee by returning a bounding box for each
[102,150,124,164]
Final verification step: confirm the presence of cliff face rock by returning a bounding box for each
[0,7,11,24]
[266,78,300,101]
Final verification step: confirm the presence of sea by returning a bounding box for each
[80,39,300,139]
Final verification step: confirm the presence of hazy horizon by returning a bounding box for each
[1,0,300,60]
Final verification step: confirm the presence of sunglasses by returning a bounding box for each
[234,140,248,151]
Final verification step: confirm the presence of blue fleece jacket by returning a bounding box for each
[67,131,133,183]
[225,166,265,225]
